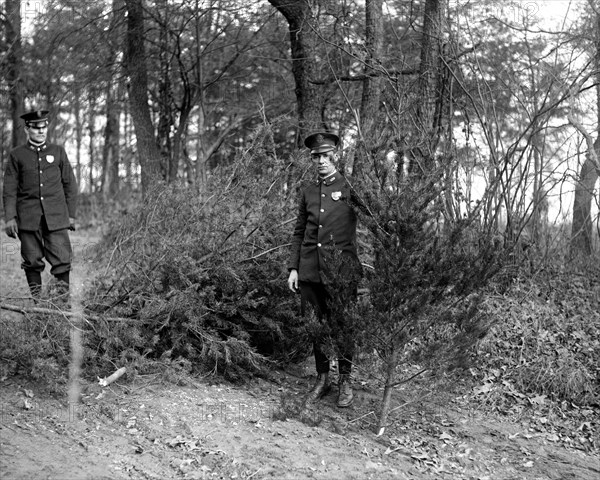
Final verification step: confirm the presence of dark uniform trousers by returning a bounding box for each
[18,215,72,276]
[300,280,357,376]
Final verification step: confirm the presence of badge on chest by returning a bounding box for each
[46,155,55,164]
[331,191,342,201]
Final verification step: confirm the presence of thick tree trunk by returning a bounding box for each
[353,0,384,177]
[570,9,600,257]
[570,139,599,256]
[409,0,446,174]
[6,0,25,148]
[124,0,162,194]
[268,0,323,144]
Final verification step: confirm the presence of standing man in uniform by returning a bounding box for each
[3,110,78,299]
[287,132,362,408]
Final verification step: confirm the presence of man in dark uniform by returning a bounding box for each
[3,110,78,298]
[287,132,362,408]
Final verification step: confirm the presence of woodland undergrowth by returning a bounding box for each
[475,259,600,407]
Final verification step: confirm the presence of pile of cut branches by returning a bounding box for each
[83,126,309,381]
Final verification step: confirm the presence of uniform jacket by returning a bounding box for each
[3,142,78,231]
[288,172,362,284]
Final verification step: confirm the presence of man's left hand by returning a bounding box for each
[69,217,76,231]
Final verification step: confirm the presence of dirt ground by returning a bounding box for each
[1,233,599,480]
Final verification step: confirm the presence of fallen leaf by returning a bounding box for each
[578,422,592,431]
[473,383,494,396]
[528,394,547,405]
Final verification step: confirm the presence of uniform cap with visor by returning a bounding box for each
[21,110,49,129]
[304,132,340,154]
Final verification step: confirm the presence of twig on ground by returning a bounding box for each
[348,410,376,424]
[247,467,262,479]
[0,302,138,323]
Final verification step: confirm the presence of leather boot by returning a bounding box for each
[305,373,331,403]
[25,271,42,298]
[337,374,354,408]
[53,271,70,306]
[55,271,70,287]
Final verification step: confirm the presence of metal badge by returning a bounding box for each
[46,155,55,163]
[331,191,342,201]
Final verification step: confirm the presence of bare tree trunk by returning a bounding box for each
[124,0,162,194]
[377,345,398,436]
[409,0,446,174]
[88,92,97,193]
[157,0,172,181]
[102,81,122,199]
[268,0,323,143]
[353,0,383,177]
[6,0,25,148]
[570,9,600,257]
[74,92,83,187]
[171,106,192,182]
[570,140,599,256]
[102,0,123,199]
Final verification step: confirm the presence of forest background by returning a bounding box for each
[0,0,599,445]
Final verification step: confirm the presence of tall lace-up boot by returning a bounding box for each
[25,271,42,299]
[337,374,354,408]
[305,373,331,403]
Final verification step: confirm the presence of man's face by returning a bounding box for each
[312,150,337,177]
[26,123,48,144]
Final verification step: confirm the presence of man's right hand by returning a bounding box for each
[287,269,299,293]
[4,218,17,238]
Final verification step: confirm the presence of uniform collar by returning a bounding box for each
[317,171,340,186]
[28,141,47,151]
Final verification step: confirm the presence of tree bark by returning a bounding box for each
[157,0,172,181]
[6,0,25,148]
[569,8,600,257]
[102,81,122,199]
[570,139,599,256]
[268,0,323,144]
[74,91,83,187]
[353,0,384,177]
[409,0,446,174]
[123,0,162,193]
[102,0,123,199]
[88,92,97,193]
[377,345,398,435]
